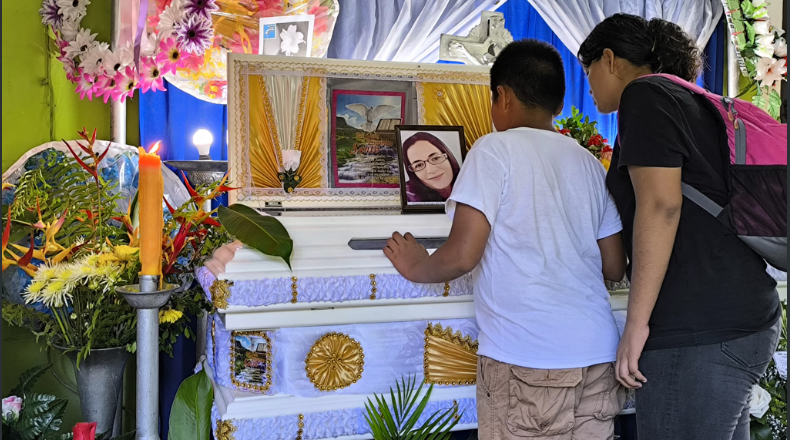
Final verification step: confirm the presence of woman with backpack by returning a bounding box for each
[578,14,784,440]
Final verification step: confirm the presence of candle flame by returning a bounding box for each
[149,141,161,155]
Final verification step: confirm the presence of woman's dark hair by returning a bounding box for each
[402,132,461,203]
[578,14,703,82]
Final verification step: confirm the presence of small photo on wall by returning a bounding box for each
[395,126,466,212]
[259,15,315,57]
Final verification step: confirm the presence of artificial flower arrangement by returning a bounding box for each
[39,0,219,103]
[555,106,613,171]
[750,299,787,440]
[1,128,236,364]
[723,0,787,119]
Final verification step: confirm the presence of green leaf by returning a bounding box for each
[767,89,782,120]
[10,364,52,397]
[16,394,68,440]
[217,204,293,269]
[750,420,772,440]
[167,370,213,440]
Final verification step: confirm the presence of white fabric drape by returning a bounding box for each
[526,0,723,56]
[264,75,304,153]
[327,0,504,62]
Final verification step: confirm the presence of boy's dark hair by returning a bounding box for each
[490,39,565,115]
[577,14,702,83]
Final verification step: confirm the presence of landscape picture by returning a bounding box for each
[232,333,270,389]
[331,90,406,188]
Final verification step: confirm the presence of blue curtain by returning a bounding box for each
[138,2,725,435]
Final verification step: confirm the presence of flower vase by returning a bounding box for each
[63,347,130,436]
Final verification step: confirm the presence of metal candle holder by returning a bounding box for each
[118,276,179,440]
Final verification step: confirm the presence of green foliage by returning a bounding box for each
[217,204,293,269]
[2,365,70,440]
[364,375,461,440]
[9,364,52,398]
[168,370,213,440]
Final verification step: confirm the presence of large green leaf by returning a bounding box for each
[168,370,213,440]
[217,204,293,269]
[16,394,68,440]
[10,364,52,397]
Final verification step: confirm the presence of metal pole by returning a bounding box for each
[111,0,126,144]
[119,276,178,440]
[727,38,740,98]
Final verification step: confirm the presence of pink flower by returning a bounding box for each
[61,57,81,83]
[156,38,182,75]
[111,66,140,103]
[179,51,204,71]
[75,72,98,100]
[2,396,22,421]
[139,57,166,93]
[94,74,117,103]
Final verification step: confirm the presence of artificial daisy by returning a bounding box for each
[60,20,80,41]
[94,74,117,103]
[56,0,90,23]
[39,0,63,29]
[140,32,159,57]
[79,42,109,75]
[158,0,185,40]
[61,57,81,83]
[175,15,213,55]
[157,38,183,75]
[279,24,305,56]
[101,42,134,74]
[139,57,166,93]
[64,28,98,59]
[159,309,184,324]
[183,0,219,20]
[110,66,140,103]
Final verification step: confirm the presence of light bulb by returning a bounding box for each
[192,129,213,158]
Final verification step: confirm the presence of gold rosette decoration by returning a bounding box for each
[305,332,365,391]
[424,323,478,386]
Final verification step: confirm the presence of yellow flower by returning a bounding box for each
[158,309,183,324]
[38,265,58,281]
[40,280,70,307]
[27,281,46,294]
[112,246,139,262]
[601,158,611,172]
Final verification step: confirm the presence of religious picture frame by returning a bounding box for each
[395,125,466,213]
[259,15,315,58]
[331,90,406,189]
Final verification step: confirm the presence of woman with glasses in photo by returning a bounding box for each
[402,132,461,203]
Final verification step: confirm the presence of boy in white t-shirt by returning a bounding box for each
[384,40,626,439]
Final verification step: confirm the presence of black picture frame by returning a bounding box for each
[395,125,467,213]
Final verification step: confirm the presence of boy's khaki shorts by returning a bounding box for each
[477,356,626,440]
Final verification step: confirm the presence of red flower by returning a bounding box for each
[600,145,613,161]
[587,134,604,147]
[558,128,571,136]
[73,422,97,440]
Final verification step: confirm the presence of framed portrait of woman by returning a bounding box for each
[395,125,466,213]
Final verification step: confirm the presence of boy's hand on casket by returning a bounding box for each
[204,240,243,276]
[384,232,429,280]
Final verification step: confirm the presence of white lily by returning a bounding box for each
[279,25,305,56]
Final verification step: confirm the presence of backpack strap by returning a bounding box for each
[681,182,723,218]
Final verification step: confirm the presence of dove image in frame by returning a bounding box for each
[259,15,314,57]
[331,89,406,188]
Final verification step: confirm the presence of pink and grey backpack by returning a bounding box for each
[647,74,788,271]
